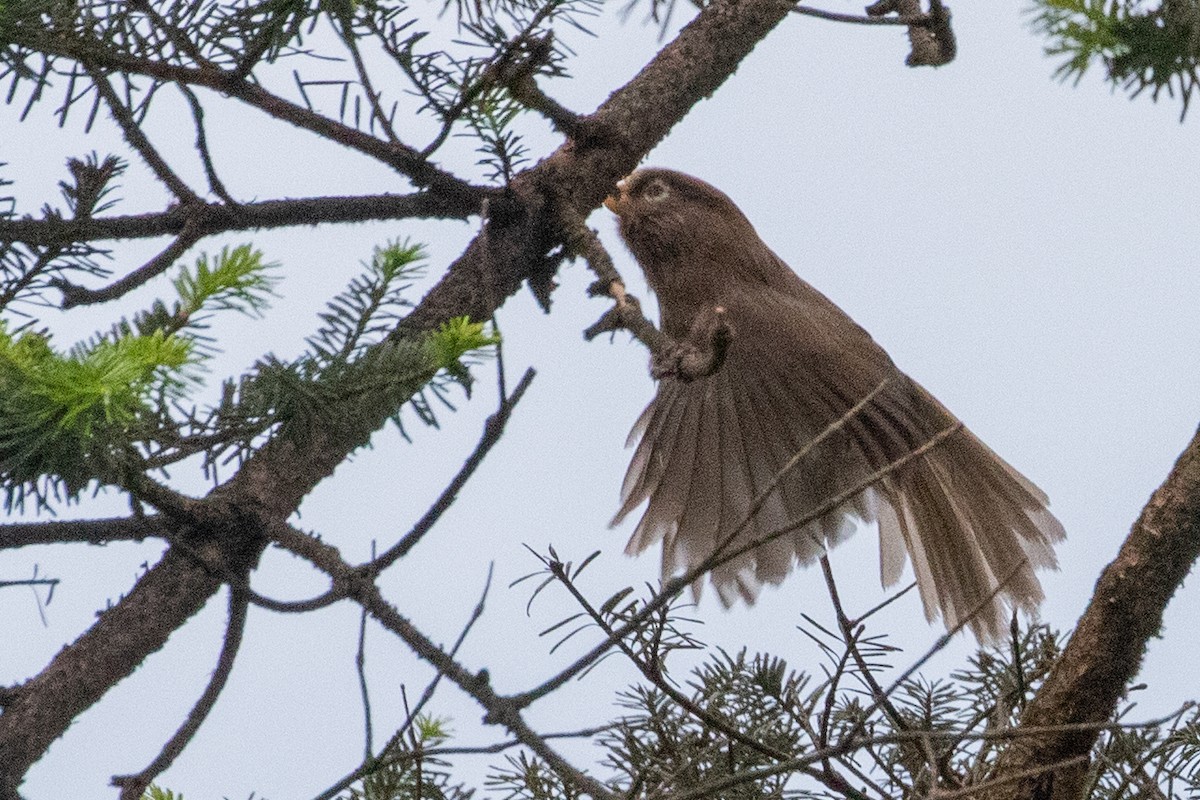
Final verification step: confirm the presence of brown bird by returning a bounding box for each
[604,167,1064,642]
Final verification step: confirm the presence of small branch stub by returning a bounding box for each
[866,0,956,66]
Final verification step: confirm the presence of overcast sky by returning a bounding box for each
[3,3,1200,798]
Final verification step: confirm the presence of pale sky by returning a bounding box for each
[3,3,1200,798]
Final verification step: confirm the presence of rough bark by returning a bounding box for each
[0,0,795,794]
[980,425,1200,800]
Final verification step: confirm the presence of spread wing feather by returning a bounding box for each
[615,273,1064,641]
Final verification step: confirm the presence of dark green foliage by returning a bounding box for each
[482,603,1195,800]
[0,322,190,508]
[601,651,804,799]
[1032,0,1200,117]
[0,236,497,509]
[487,751,582,800]
[140,615,1200,800]
[0,153,124,315]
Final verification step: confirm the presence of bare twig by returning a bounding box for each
[793,5,930,25]
[357,543,376,758]
[0,191,488,247]
[820,556,912,732]
[365,367,535,576]
[311,566,497,800]
[0,567,58,627]
[52,217,202,308]
[856,581,919,623]
[558,204,622,294]
[179,84,237,205]
[418,724,615,757]
[0,576,58,593]
[90,71,200,204]
[567,212,734,382]
[111,585,250,800]
[245,586,341,613]
[63,41,474,187]
[128,0,212,68]
[332,14,400,144]
[269,521,618,799]
[542,554,791,763]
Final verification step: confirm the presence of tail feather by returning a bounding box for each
[620,383,697,555]
[616,382,684,519]
[614,352,1064,642]
[713,371,764,596]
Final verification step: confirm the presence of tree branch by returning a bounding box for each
[0,515,162,549]
[978,424,1200,800]
[0,191,487,246]
[365,367,536,576]
[53,216,202,307]
[0,1,800,791]
[111,586,250,800]
[268,521,619,800]
[26,35,470,189]
[0,543,225,796]
[792,5,931,25]
[90,69,201,204]
[179,84,237,205]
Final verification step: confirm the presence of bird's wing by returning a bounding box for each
[615,278,1063,640]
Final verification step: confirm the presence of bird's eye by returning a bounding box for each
[641,179,669,202]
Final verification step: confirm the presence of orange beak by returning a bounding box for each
[603,178,628,215]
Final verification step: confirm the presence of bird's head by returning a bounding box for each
[603,167,762,295]
[603,167,739,226]
[600,167,768,298]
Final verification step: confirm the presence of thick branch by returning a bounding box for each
[978,424,1200,800]
[0,191,486,246]
[0,515,162,549]
[0,544,223,796]
[0,1,798,791]
[399,0,797,333]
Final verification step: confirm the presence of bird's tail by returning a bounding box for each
[862,386,1064,641]
[614,368,1064,643]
